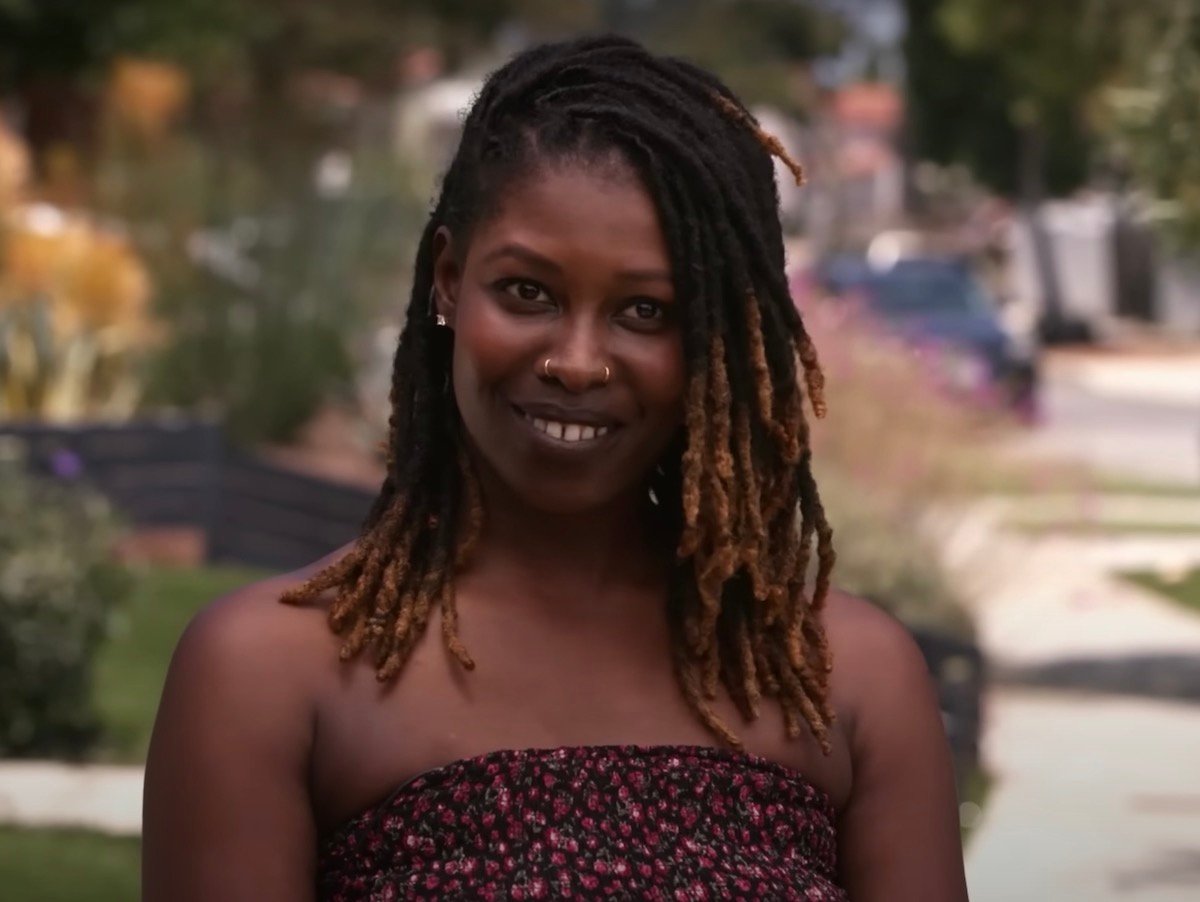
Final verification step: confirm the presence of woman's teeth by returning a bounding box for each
[529,417,610,443]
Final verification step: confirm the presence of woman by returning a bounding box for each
[143,35,968,900]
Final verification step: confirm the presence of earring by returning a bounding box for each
[429,286,449,328]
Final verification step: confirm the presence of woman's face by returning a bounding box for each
[433,161,686,515]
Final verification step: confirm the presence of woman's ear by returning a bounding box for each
[431,226,460,328]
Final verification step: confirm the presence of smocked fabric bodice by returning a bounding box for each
[318,744,846,900]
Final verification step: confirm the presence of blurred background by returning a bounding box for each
[1,1,1198,899]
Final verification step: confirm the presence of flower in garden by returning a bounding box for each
[0,204,155,420]
[107,58,191,141]
[2,206,87,305]
[48,449,84,480]
[0,123,30,209]
[2,205,151,332]
[62,230,151,332]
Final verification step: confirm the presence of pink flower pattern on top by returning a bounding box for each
[318,744,845,900]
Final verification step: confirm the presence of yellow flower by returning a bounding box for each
[0,206,155,420]
[3,220,80,302]
[2,205,152,333]
[107,58,191,140]
[63,231,151,330]
[0,124,30,209]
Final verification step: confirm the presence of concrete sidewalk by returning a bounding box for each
[971,535,1200,666]
[967,691,1200,902]
[934,502,1200,665]
[961,514,1200,900]
[0,761,142,835]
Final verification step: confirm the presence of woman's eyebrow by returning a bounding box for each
[481,242,671,283]
[479,242,562,273]
[619,267,672,283]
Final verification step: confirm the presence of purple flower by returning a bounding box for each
[49,449,84,480]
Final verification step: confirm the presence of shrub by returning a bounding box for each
[0,447,131,757]
[803,298,1014,636]
[101,124,427,445]
[806,298,1015,508]
[817,470,974,638]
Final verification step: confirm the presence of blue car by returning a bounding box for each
[815,255,1040,419]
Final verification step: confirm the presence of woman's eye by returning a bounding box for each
[623,299,669,323]
[501,280,549,303]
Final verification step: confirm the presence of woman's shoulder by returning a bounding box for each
[817,591,968,899]
[184,565,333,656]
[823,589,926,668]
[143,560,346,897]
[162,555,345,721]
[821,589,936,738]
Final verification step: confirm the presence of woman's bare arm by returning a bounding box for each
[142,590,319,901]
[833,596,970,901]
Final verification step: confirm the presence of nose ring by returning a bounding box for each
[541,358,611,385]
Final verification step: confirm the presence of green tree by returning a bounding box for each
[907,0,1200,251]
[903,0,1123,334]
[1103,0,1200,250]
[2,0,843,156]
[904,0,1114,198]
[642,0,846,113]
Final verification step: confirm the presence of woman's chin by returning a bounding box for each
[513,486,629,518]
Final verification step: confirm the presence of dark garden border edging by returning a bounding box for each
[909,626,985,799]
[0,418,375,572]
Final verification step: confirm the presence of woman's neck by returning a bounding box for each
[469,471,668,598]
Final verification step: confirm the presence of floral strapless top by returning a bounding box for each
[318,744,846,900]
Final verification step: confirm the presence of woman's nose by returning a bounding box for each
[539,319,611,393]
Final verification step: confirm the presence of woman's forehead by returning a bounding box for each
[466,163,671,273]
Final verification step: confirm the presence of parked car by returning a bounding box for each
[810,254,1040,420]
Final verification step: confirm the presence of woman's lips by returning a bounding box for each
[510,402,622,447]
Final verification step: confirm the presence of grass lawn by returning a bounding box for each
[968,463,1200,498]
[1123,568,1200,615]
[959,766,993,846]
[1090,477,1200,498]
[1009,519,1200,538]
[0,827,139,902]
[94,565,269,762]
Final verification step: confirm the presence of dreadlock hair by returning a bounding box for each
[282,34,837,751]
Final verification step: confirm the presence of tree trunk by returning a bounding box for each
[1019,120,1072,340]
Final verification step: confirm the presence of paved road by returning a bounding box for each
[1013,355,1200,485]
